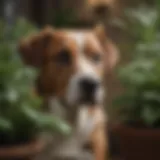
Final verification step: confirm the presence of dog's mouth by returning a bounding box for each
[76,89,103,107]
[63,97,99,107]
[63,93,101,108]
[79,94,98,105]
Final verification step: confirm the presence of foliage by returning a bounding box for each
[0,19,71,146]
[115,6,160,128]
[53,9,77,27]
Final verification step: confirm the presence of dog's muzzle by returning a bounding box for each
[66,73,104,106]
[79,77,101,105]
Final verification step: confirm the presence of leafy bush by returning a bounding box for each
[115,6,160,128]
[0,19,71,146]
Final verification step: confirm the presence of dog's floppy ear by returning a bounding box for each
[18,26,54,68]
[94,24,119,71]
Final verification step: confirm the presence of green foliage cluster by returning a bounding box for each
[0,19,71,146]
[116,6,160,128]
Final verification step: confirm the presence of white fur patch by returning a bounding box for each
[76,106,95,141]
[76,106,106,142]
[65,32,103,106]
[68,32,85,52]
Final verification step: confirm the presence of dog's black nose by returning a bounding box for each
[79,78,99,102]
[80,78,99,92]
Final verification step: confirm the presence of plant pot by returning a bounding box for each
[0,138,45,160]
[111,124,160,160]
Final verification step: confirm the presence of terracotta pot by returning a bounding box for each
[0,139,45,160]
[111,124,160,160]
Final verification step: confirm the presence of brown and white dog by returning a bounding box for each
[18,24,118,160]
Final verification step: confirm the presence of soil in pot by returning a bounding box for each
[0,138,45,160]
[111,125,160,160]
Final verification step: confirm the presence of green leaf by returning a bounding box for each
[37,114,72,135]
[0,117,12,131]
[22,106,71,135]
[141,105,160,126]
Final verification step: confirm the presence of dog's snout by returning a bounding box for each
[80,78,99,92]
[78,77,101,104]
[79,77,99,102]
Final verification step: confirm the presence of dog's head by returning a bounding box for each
[19,25,118,106]
[87,0,115,16]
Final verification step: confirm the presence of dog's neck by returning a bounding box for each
[48,96,106,137]
[48,97,79,126]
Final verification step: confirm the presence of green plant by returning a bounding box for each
[0,19,71,146]
[52,9,77,27]
[115,6,160,128]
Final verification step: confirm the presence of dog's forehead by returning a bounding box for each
[60,30,102,51]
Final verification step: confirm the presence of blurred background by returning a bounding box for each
[0,0,160,160]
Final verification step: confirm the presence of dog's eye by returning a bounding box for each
[91,54,101,63]
[55,49,71,65]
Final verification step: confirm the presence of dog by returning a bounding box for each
[18,24,119,160]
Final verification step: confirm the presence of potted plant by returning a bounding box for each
[111,5,160,160]
[0,19,71,160]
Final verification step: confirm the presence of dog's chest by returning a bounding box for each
[47,98,106,159]
[48,98,102,139]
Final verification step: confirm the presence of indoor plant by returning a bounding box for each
[0,19,71,160]
[112,5,160,160]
